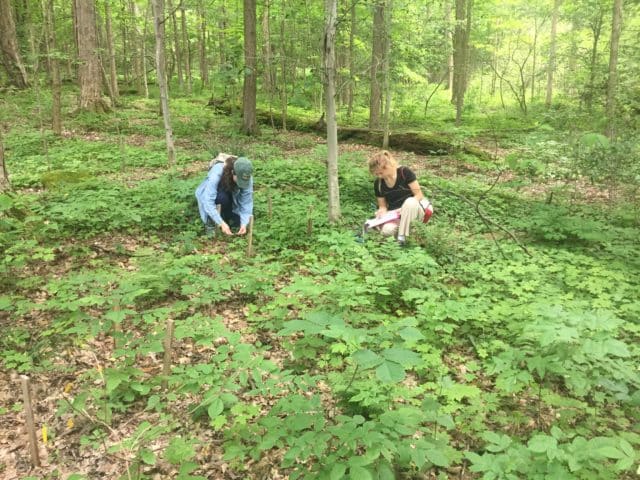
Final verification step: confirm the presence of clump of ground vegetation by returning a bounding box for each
[1,88,638,480]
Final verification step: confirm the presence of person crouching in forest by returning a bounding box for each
[369,150,427,245]
[195,154,254,236]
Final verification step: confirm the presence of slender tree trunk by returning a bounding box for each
[43,0,62,134]
[279,2,288,130]
[180,5,192,94]
[105,0,119,104]
[168,0,183,91]
[545,0,561,107]
[444,0,454,90]
[0,0,29,88]
[0,128,10,192]
[141,2,151,98]
[369,0,385,128]
[324,0,340,223]
[151,0,176,166]
[586,10,603,111]
[530,19,538,102]
[242,0,258,135]
[605,0,622,139]
[198,0,209,87]
[346,2,356,119]
[75,0,107,112]
[382,0,392,148]
[262,0,274,94]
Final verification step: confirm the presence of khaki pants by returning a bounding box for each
[380,197,423,238]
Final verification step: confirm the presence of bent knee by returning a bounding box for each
[403,197,419,208]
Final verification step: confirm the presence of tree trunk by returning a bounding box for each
[75,0,107,112]
[444,0,454,90]
[0,0,29,88]
[324,0,340,223]
[105,0,119,104]
[141,3,150,98]
[168,0,183,91]
[586,9,603,111]
[128,0,144,94]
[180,5,192,94]
[346,2,356,119]
[605,0,622,139]
[262,0,275,95]
[0,128,10,192]
[43,0,62,134]
[198,0,209,86]
[452,0,471,125]
[382,0,393,149]
[369,0,385,128]
[530,19,538,102]
[151,0,176,166]
[242,0,258,135]
[279,4,288,130]
[545,0,560,107]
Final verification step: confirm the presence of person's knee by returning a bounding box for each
[381,222,397,236]
[403,197,419,209]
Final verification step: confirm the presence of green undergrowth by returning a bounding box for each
[1,94,639,480]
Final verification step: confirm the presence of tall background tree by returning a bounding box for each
[74,0,107,111]
[0,0,29,88]
[242,0,258,135]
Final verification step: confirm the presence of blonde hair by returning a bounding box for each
[368,150,397,174]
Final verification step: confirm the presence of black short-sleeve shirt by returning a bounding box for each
[374,166,417,210]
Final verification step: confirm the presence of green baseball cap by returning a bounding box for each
[233,157,253,189]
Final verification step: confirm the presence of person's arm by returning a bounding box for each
[375,196,388,218]
[235,179,254,234]
[408,180,424,201]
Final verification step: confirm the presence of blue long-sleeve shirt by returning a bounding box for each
[195,162,254,227]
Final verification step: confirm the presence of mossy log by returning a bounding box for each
[210,104,492,161]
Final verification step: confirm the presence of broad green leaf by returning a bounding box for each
[207,398,224,419]
[330,463,347,480]
[165,437,196,465]
[348,466,372,480]
[139,448,156,465]
[353,349,382,369]
[425,445,451,467]
[528,434,557,454]
[381,348,421,367]
[375,360,405,383]
[397,326,425,343]
[375,461,395,480]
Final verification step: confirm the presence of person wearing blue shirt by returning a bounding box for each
[195,154,254,236]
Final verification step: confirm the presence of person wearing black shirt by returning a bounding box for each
[368,150,426,245]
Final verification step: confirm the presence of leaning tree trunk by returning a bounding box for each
[605,0,622,139]
[151,0,176,166]
[324,0,341,223]
[369,0,385,128]
[75,0,107,112]
[545,0,561,107]
[43,0,62,134]
[0,0,29,88]
[242,0,258,135]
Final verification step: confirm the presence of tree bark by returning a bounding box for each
[346,2,356,119]
[180,5,192,94]
[151,0,176,166]
[0,0,29,88]
[262,0,275,95]
[168,0,183,91]
[242,0,258,135]
[452,0,471,125]
[382,0,392,149]
[324,0,340,223]
[75,0,107,112]
[105,0,119,103]
[198,0,209,86]
[605,0,622,139]
[586,9,604,111]
[0,128,10,192]
[444,0,454,90]
[43,0,62,134]
[369,0,385,128]
[545,0,561,107]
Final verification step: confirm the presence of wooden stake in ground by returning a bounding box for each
[162,318,174,390]
[21,376,41,467]
[267,190,272,219]
[246,215,254,257]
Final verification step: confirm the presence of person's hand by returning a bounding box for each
[375,208,388,218]
[236,225,247,235]
[220,222,233,236]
